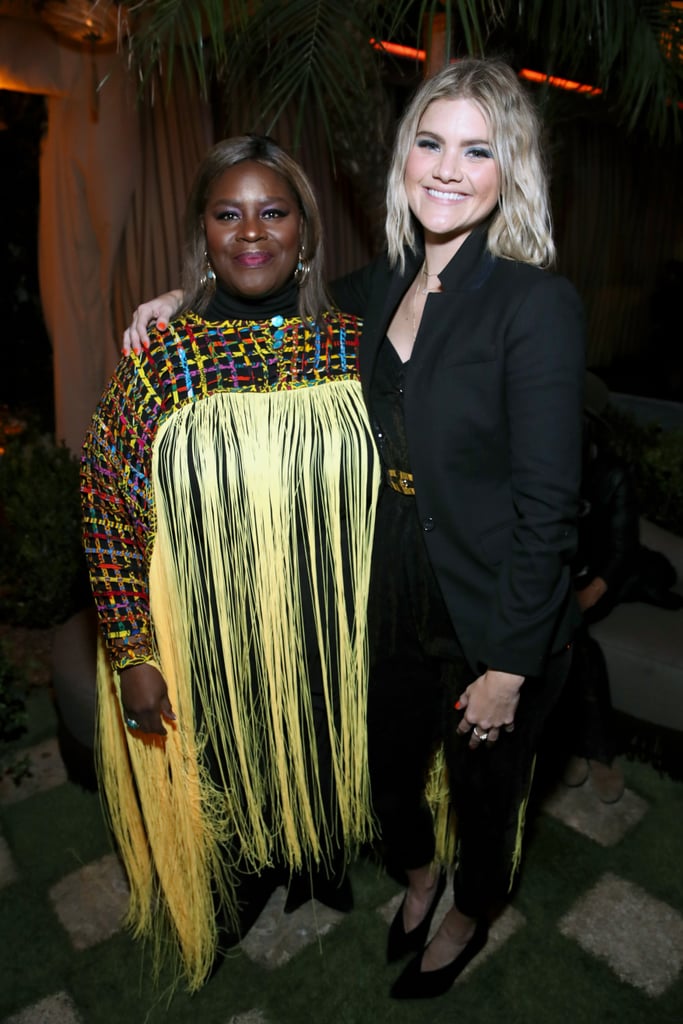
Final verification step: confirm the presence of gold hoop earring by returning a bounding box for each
[294,247,310,287]
[201,249,216,291]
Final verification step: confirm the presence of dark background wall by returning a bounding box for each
[1,65,681,437]
[0,91,53,430]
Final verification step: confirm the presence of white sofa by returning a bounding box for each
[590,517,683,733]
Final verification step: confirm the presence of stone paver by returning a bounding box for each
[48,853,129,951]
[0,834,18,888]
[2,992,83,1024]
[559,872,683,996]
[0,738,67,806]
[456,904,526,983]
[239,886,345,969]
[542,779,648,846]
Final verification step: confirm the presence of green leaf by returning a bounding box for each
[120,1,681,147]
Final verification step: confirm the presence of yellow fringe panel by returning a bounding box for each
[96,643,222,990]
[508,754,537,891]
[425,744,457,866]
[95,644,154,933]
[96,380,379,990]
[424,746,536,892]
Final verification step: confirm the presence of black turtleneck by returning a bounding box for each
[202,279,300,322]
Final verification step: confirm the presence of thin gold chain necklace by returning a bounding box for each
[411,262,439,342]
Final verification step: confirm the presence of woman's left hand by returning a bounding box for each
[120,662,176,737]
[456,669,524,749]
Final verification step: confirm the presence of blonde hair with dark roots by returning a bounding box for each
[386,58,555,272]
[182,135,332,322]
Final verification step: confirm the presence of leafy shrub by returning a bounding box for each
[0,423,90,627]
[602,404,683,537]
[0,641,29,784]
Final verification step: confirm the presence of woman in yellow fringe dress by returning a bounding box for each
[80,135,380,990]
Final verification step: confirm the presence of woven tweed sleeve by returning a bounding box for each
[80,309,365,673]
[81,353,161,671]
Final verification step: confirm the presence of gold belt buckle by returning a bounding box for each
[387,468,415,495]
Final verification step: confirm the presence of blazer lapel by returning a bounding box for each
[438,224,495,293]
[360,248,423,402]
[359,228,494,398]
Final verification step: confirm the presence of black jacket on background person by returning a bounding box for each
[577,440,682,623]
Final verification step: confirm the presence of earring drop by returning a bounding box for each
[294,247,310,286]
[202,249,216,289]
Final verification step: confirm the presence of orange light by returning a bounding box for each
[370,39,426,61]
[371,39,603,97]
[518,68,602,96]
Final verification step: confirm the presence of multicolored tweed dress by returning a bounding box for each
[81,305,379,989]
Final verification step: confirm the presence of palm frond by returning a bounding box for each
[121,1,682,142]
[503,0,682,141]
[222,1,386,150]
[124,0,236,93]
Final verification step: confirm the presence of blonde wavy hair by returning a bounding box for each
[386,58,555,272]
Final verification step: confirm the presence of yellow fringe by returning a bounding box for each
[96,380,379,990]
[425,748,537,884]
[509,754,536,891]
[95,645,153,934]
[425,744,457,866]
[96,644,222,990]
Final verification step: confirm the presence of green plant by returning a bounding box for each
[0,641,30,784]
[122,1,683,146]
[636,429,683,537]
[0,423,90,628]
[602,403,683,537]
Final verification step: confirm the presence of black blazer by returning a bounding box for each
[333,226,586,678]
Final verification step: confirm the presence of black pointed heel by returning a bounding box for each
[386,870,447,963]
[390,918,488,1000]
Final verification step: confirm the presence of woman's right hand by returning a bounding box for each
[455,668,523,748]
[119,663,176,736]
[122,289,184,355]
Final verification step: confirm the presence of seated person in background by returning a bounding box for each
[558,373,682,802]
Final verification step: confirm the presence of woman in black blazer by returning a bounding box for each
[123,59,585,999]
[334,58,585,999]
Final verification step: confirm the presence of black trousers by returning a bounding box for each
[556,622,616,765]
[368,484,572,918]
[368,643,571,918]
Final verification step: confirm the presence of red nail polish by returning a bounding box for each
[454,701,461,710]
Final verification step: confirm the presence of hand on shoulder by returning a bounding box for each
[122,289,184,355]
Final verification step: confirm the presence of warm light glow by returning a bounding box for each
[660,0,683,63]
[371,39,602,97]
[518,68,602,96]
[370,39,426,61]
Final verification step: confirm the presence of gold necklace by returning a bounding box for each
[421,263,441,290]
[411,262,438,342]
[411,275,422,343]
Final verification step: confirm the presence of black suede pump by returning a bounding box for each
[386,870,447,963]
[390,918,488,999]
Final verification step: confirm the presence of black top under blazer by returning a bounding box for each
[333,224,586,679]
